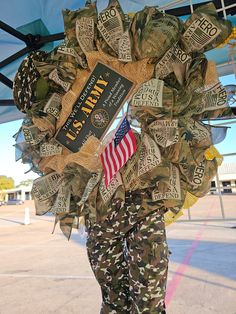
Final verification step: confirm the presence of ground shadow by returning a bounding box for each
[168,237,236,281]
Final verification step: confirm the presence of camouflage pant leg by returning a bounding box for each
[86,203,168,314]
[87,233,132,314]
[126,211,168,313]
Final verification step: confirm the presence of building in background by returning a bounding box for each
[2,184,32,202]
[211,163,236,193]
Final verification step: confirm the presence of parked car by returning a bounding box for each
[6,199,24,205]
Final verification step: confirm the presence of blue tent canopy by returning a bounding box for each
[0,0,235,123]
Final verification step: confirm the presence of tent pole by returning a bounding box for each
[0,46,33,69]
[0,99,15,106]
[0,73,13,89]
[0,20,28,43]
[39,33,64,44]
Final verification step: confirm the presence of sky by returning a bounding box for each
[0,74,235,186]
[0,119,38,185]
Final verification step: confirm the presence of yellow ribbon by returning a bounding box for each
[182,192,199,209]
[217,27,236,48]
[204,146,223,166]
[164,210,184,226]
[164,192,198,226]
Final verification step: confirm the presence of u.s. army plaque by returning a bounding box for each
[55,62,134,152]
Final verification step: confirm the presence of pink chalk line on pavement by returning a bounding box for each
[165,219,209,306]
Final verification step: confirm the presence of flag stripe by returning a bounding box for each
[126,132,134,155]
[128,129,137,153]
[105,143,113,184]
[109,142,118,173]
[107,143,116,176]
[120,140,129,164]
[101,149,110,186]
[112,144,120,171]
[115,146,122,168]
[101,117,137,187]
[116,142,125,167]
[123,135,131,158]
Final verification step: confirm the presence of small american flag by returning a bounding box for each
[101,116,137,187]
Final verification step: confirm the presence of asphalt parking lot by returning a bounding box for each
[0,196,235,314]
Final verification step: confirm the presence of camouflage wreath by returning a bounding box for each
[13,0,235,239]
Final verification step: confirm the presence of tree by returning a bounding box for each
[16,179,34,188]
[0,191,6,201]
[0,176,14,190]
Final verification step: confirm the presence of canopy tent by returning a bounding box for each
[0,0,236,124]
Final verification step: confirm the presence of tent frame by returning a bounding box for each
[0,20,64,90]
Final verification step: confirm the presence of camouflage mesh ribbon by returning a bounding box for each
[13,1,235,239]
[13,51,48,112]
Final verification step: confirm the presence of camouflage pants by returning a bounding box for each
[86,193,169,314]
